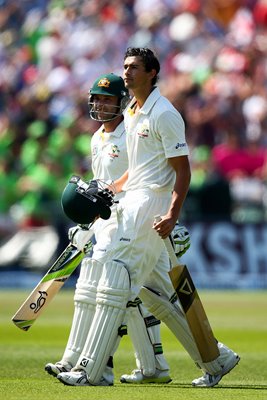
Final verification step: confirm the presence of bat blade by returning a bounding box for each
[164,236,219,363]
[12,244,84,331]
[168,264,219,362]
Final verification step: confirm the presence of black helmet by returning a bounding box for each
[61,176,114,225]
[88,73,129,122]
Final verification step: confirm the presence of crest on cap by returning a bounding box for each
[97,78,110,88]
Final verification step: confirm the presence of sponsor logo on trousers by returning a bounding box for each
[119,237,131,242]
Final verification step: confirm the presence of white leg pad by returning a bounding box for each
[61,258,103,365]
[76,260,130,385]
[126,299,156,376]
[143,310,170,372]
[140,287,203,365]
[140,287,224,375]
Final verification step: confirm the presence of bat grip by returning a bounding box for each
[154,215,178,267]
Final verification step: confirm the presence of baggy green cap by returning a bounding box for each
[89,73,128,98]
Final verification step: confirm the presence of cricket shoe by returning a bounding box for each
[192,343,240,388]
[45,361,72,378]
[120,369,172,384]
[57,370,113,386]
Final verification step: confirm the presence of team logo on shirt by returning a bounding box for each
[137,124,149,138]
[108,144,120,159]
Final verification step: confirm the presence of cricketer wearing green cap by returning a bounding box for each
[88,73,129,122]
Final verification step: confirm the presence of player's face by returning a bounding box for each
[123,56,152,90]
[92,94,119,120]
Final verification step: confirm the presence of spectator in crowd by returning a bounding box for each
[1,0,267,247]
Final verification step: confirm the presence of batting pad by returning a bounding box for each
[74,258,103,304]
[141,305,170,372]
[140,287,203,366]
[126,301,156,376]
[76,260,130,384]
[62,259,104,365]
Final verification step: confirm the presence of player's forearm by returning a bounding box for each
[168,155,191,216]
[114,170,129,193]
[155,156,191,238]
[168,185,189,223]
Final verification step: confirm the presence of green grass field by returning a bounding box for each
[1,289,266,400]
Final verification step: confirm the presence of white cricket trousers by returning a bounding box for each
[93,188,174,300]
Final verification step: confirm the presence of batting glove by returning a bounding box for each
[68,225,94,253]
[172,223,191,257]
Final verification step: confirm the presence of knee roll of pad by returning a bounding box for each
[96,260,130,308]
[140,287,172,320]
[74,259,103,304]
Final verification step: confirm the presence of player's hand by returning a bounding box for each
[153,215,177,239]
[68,225,94,253]
[172,223,191,257]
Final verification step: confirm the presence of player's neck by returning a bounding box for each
[103,116,123,133]
[133,86,155,110]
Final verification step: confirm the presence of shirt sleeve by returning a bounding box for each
[157,109,189,158]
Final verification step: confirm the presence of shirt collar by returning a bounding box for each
[99,120,125,138]
[113,120,125,137]
[127,87,161,116]
[140,86,161,115]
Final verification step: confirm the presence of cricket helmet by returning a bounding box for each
[88,73,129,122]
[61,175,114,225]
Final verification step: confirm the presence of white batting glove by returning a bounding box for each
[68,225,94,253]
[172,223,191,257]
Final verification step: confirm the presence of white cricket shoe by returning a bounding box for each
[45,361,72,377]
[192,343,240,388]
[57,369,113,386]
[120,369,172,384]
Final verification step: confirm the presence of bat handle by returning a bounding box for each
[163,237,178,268]
[154,215,178,267]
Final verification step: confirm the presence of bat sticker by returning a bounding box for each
[30,291,48,313]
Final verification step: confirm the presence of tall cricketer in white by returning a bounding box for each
[57,48,240,388]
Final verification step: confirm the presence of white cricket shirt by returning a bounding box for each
[123,87,189,192]
[91,120,128,182]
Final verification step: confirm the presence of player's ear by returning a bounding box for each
[148,68,157,84]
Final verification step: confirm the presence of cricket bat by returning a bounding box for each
[164,236,219,362]
[12,243,85,331]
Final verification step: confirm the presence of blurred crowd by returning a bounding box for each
[1,0,267,245]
